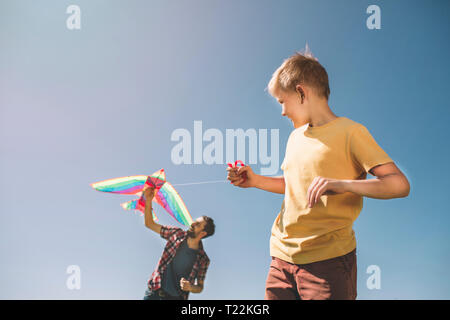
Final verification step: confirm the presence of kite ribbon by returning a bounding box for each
[227,160,245,168]
[227,160,246,183]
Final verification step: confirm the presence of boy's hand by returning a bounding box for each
[143,186,155,201]
[180,278,192,292]
[307,176,347,208]
[227,165,256,188]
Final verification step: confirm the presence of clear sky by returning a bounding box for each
[1,0,449,299]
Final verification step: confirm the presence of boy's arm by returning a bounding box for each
[341,124,410,200]
[143,187,162,234]
[227,166,285,194]
[254,175,285,194]
[307,162,410,208]
[344,162,410,199]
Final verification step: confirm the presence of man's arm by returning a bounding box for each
[190,280,204,293]
[180,257,210,294]
[143,187,162,234]
[227,166,285,194]
[180,278,204,294]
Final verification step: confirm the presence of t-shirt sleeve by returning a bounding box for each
[349,124,393,174]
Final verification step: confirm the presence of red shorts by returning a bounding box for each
[264,249,357,300]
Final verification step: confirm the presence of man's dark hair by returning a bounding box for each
[201,216,215,239]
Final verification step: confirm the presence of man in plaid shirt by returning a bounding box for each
[142,186,215,300]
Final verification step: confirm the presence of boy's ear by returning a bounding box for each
[200,230,207,239]
[296,85,305,103]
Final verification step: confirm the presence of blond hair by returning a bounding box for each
[267,50,330,100]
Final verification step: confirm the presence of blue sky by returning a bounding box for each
[1,0,449,299]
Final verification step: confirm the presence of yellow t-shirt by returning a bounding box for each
[270,116,393,264]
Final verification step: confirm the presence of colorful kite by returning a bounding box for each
[91,169,193,226]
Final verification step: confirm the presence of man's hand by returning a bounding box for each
[143,186,155,201]
[180,277,192,292]
[307,177,347,208]
[227,165,257,188]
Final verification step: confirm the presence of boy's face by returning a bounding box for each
[274,88,309,128]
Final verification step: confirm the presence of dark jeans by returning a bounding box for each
[143,288,183,300]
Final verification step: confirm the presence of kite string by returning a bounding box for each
[171,180,228,187]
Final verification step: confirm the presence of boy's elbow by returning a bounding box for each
[397,176,410,198]
[383,174,410,199]
[401,182,410,198]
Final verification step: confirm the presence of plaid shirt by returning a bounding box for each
[147,225,210,300]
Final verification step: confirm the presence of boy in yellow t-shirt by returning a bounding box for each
[227,51,410,300]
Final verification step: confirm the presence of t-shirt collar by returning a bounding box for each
[305,116,344,133]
